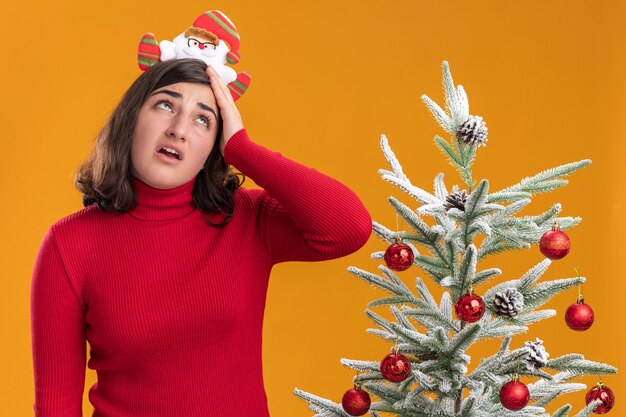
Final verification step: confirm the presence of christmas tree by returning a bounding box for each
[294,62,618,416]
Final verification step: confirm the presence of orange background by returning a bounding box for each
[1,1,624,416]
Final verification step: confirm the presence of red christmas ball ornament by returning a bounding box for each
[586,381,615,414]
[380,348,412,382]
[499,379,530,411]
[539,222,570,260]
[384,238,414,271]
[565,296,595,331]
[341,384,371,416]
[455,289,486,323]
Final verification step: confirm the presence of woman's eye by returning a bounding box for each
[197,116,210,127]
[156,101,172,111]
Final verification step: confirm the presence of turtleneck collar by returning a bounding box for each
[129,176,197,221]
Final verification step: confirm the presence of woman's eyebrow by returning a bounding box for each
[151,89,217,117]
[151,89,181,99]
[197,102,217,118]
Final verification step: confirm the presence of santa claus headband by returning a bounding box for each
[137,10,251,101]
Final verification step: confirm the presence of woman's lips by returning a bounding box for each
[155,149,182,164]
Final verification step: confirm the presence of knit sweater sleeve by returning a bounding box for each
[224,128,372,264]
[31,226,86,417]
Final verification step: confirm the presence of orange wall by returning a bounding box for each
[2,1,624,415]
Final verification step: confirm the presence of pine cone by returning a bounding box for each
[492,288,524,318]
[444,190,468,211]
[525,338,550,369]
[456,115,488,147]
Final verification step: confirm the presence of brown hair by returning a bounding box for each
[184,27,220,45]
[75,58,244,227]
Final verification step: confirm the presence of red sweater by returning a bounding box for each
[31,129,372,417]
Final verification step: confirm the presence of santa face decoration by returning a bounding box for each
[171,28,230,62]
[137,10,251,101]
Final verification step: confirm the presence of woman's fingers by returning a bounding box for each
[206,66,234,107]
[205,65,244,152]
[205,67,226,103]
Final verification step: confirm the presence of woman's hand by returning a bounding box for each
[205,65,244,155]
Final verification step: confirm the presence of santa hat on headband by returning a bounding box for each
[192,10,241,65]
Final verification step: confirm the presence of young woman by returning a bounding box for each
[31,58,372,416]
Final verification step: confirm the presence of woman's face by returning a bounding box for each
[130,81,220,189]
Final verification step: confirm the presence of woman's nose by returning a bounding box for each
[166,115,188,141]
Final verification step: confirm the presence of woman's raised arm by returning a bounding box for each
[224,129,372,264]
[206,64,371,264]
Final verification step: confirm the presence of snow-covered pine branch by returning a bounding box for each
[572,400,603,417]
[451,244,477,299]
[293,388,352,417]
[421,61,481,188]
[378,135,439,206]
[545,355,618,378]
[403,289,460,332]
[494,160,592,197]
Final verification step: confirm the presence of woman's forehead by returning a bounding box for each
[152,82,216,104]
